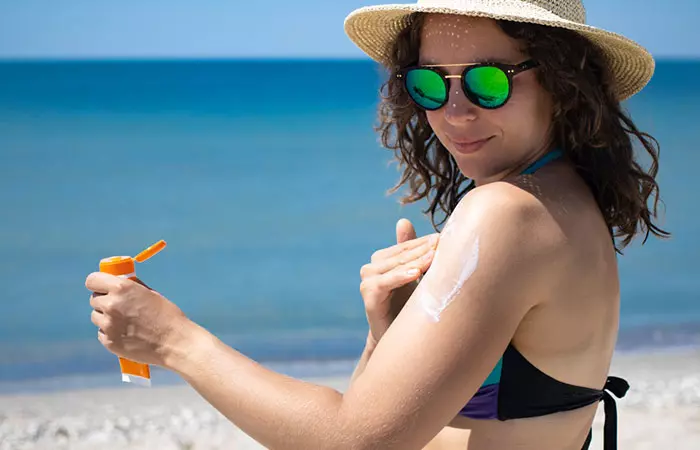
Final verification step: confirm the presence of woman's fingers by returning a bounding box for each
[362,238,437,277]
[360,251,436,307]
[371,233,439,262]
[359,231,440,344]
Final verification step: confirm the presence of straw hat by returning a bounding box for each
[344,0,654,100]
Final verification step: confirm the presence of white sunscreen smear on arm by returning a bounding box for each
[418,235,480,322]
[432,213,456,261]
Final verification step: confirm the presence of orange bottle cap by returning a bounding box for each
[99,240,167,276]
[134,240,167,263]
[99,256,135,276]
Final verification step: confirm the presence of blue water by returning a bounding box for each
[0,59,698,393]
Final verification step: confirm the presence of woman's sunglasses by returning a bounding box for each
[397,60,538,110]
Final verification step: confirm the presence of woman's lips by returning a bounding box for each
[449,136,494,154]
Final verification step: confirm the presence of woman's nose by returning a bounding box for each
[443,78,478,125]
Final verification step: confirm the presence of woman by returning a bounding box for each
[85,1,668,449]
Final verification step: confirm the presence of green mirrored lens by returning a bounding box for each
[465,66,509,108]
[405,69,446,110]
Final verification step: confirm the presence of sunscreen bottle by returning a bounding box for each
[98,240,166,387]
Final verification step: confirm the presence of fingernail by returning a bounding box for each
[429,234,439,245]
[422,249,435,261]
[406,268,420,276]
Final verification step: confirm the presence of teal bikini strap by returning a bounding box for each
[520,149,564,175]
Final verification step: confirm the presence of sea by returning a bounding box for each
[0,59,698,394]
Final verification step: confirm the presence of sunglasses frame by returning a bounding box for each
[396,59,539,111]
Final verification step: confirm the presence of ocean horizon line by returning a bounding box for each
[0,55,698,64]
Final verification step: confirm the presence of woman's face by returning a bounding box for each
[419,14,554,184]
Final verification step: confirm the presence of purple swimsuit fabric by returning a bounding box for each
[458,383,500,420]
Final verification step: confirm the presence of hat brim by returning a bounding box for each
[344,3,654,101]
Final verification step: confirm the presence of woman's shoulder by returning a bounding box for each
[468,177,540,199]
[453,180,554,231]
[447,180,570,262]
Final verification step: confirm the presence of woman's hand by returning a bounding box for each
[85,273,193,368]
[360,219,439,346]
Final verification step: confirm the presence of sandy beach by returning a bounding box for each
[1,348,699,450]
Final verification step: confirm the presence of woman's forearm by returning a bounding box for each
[165,321,357,450]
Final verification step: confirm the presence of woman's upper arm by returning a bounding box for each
[338,185,559,449]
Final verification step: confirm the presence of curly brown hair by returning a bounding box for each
[376,13,670,252]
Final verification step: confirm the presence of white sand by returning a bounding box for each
[1,349,699,450]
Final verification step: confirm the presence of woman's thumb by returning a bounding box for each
[396,218,417,244]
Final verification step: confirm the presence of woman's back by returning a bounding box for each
[428,160,622,449]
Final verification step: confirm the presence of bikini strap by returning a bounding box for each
[520,149,564,175]
[581,376,630,450]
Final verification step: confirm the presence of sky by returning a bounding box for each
[0,0,697,59]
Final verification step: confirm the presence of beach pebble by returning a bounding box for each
[144,419,158,432]
[199,410,216,426]
[173,435,196,450]
[102,418,115,433]
[181,407,194,421]
[84,430,111,445]
[115,416,131,429]
[24,420,45,442]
